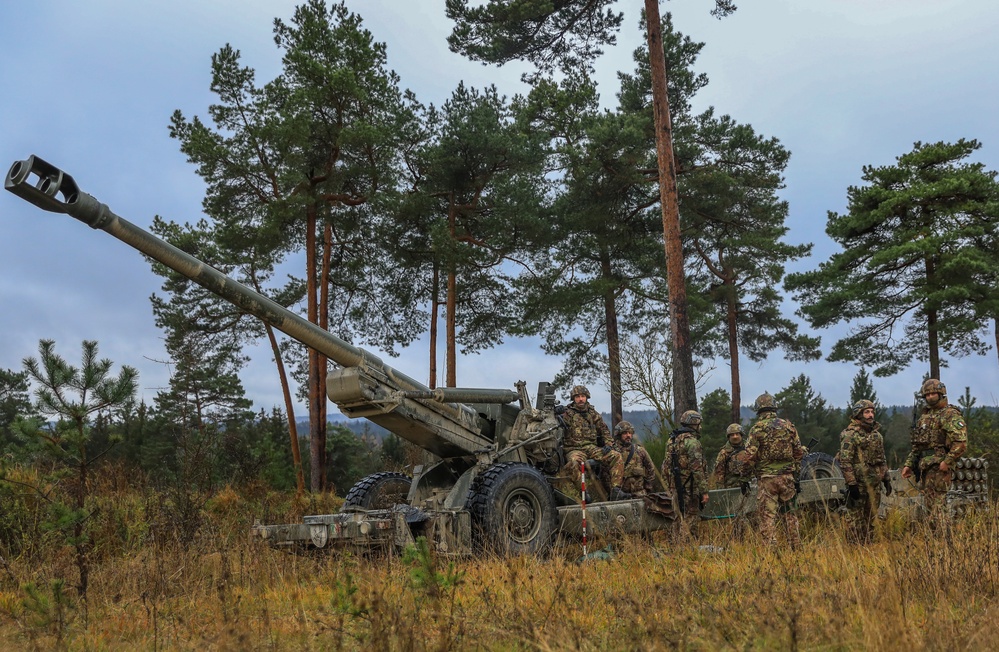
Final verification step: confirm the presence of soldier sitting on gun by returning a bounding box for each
[612,420,658,496]
[561,385,629,501]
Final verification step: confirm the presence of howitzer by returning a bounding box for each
[5,155,680,556]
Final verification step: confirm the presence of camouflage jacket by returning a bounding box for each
[904,403,968,470]
[613,441,657,495]
[561,402,611,450]
[836,419,888,487]
[746,413,803,477]
[710,441,753,489]
[662,429,708,498]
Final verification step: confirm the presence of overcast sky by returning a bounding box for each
[3,0,999,422]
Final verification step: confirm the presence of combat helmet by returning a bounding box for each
[614,420,635,438]
[920,379,946,399]
[679,410,702,427]
[569,385,590,399]
[753,392,778,413]
[725,423,745,437]
[851,399,876,420]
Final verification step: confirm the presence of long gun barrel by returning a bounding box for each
[5,155,500,458]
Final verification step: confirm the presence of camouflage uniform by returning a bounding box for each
[561,402,624,493]
[746,399,804,548]
[837,415,888,543]
[662,425,708,539]
[711,441,753,489]
[904,394,967,522]
[613,438,657,496]
[712,432,755,539]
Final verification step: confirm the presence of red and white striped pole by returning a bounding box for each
[580,461,589,557]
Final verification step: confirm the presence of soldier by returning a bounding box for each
[711,423,754,538]
[560,385,628,501]
[711,423,753,490]
[612,420,658,496]
[662,410,709,540]
[746,392,804,548]
[901,379,967,524]
[837,399,891,543]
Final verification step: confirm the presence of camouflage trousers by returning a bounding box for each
[729,492,755,540]
[844,482,882,543]
[670,495,702,543]
[620,476,648,496]
[565,445,624,490]
[920,464,953,526]
[756,475,800,548]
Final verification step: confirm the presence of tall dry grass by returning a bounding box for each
[1,481,997,651]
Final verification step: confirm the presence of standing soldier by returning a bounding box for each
[901,379,967,524]
[711,423,753,490]
[746,392,804,548]
[561,385,629,501]
[663,410,709,540]
[612,421,658,496]
[837,399,891,543]
[711,423,755,538]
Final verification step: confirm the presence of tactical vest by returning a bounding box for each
[752,416,799,474]
[912,404,962,449]
[723,444,753,481]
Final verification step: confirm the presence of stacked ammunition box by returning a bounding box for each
[947,457,991,517]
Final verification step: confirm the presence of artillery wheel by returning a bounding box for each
[800,452,843,481]
[467,462,557,556]
[341,472,412,511]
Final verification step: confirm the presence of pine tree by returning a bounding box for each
[448,0,739,417]
[18,340,137,605]
[786,139,999,378]
[169,1,421,491]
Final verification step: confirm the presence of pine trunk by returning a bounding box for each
[644,0,697,418]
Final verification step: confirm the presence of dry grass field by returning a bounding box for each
[1,476,997,651]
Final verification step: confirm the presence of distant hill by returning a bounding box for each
[296,416,391,440]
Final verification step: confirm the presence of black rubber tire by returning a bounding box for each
[800,452,844,481]
[341,472,412,511]
[467,462,558,556]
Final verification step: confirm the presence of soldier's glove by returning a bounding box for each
[882,477,893,496]
[740,481,750,496]
[596,434,606,448]
[609,487,632,501]
[553,404,565,415]
[847,484,862,501]
[601,445,612,454]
